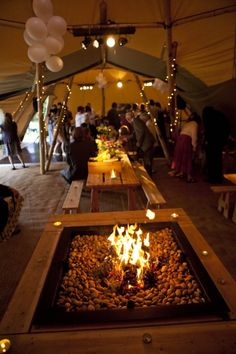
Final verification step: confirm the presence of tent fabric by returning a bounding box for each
[0,0,236,136]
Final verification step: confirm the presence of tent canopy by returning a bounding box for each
[0,0,236,136]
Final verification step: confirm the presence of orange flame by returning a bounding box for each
[108,224,150,286]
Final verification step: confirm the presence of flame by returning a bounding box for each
[108,224,150,286]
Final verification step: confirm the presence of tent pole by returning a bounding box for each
[36,63,45,175]
[163,0,176,125]
[45,76,74,172]
[134,74,170,163]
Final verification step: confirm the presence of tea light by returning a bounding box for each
[111,169,116,179]
[171,212,179,220]
[53,221,62,227]
[202,250,208,256]
[146,209,155,220]
[0,339,11,353]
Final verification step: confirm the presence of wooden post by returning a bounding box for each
[45,76,74,172]
[134,74,170,163]
[163,0,176,125]
[36,63,45,175]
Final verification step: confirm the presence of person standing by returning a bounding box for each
[75,106,88,127]
[107,102,121,132]
[132,109,155,177]
[169,112,201,182]
[202,106,230,183]
[0,110,26,170]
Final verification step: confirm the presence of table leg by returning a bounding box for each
[128,188,136,210]
[91,188,99,212]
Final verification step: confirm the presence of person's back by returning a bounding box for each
[68,127,97,180]
[107,102,120,131]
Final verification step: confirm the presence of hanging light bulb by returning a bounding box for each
[81,36,92,50]
[117,81,123,88]
[93,37,104,48]
[118,37,128,46]
[106,36,115,48]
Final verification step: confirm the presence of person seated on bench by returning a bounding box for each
[0,184,24,241]
[60,126,97,184]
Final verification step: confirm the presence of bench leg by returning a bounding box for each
[91,188,99,212]
[218,192,230,219]
[128,188,136,210]
[232,203,236,223]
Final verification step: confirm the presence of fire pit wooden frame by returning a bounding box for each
[1,209,236,354]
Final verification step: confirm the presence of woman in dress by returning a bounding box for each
[169,112,201,182]
[0,111,26,170]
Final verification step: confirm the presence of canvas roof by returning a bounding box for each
[0,0,236,136]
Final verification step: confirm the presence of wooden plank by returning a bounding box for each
[2,207,236,344]
[62,180,84,213]
[224,174,236,184]
[210,185,236,193]
[133,163,166,206]
[0,229,61,333]
[4,321,236,354]
[88,161,122,173]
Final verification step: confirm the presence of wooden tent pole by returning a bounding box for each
[45,76,74,172]
[163,0,176,125]
[36,63,45,175]
[134,74,170,163]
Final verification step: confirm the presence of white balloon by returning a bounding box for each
[25,17,48,41]
[33,0,53,22]
[46,56,64,72]
[23,29,41,46]
[44,36,64,54]
[47,16,67,37]
[28,44,49,63]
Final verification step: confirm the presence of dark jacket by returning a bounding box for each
[133,115,155,152]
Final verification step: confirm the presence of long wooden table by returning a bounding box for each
[224,173,236,184]
[86,154,140,212]
[1,209,236,353]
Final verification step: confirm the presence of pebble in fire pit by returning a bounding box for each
[56,226,206,312]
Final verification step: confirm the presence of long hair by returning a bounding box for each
[2,112,13,130]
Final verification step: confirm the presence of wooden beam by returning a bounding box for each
[36,63,45,175]
[163,0,176,125]
[45,76,74,172]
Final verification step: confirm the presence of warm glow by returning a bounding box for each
[117,81,123,88]
[111,169,116,178]
[146,209,155,220]
[108,224,150,286]
[106,36,115,48]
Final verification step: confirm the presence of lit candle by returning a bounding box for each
[0,339,11,353]
[146,209,155,220]
[53,221,62,227]
[171,212,179,220]
[111,169,116,179]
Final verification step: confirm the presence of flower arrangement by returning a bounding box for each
[95,128,123,161]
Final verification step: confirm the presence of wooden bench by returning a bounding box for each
[132,162,166,208]
[62,180,85,214]
[210,185,236,223]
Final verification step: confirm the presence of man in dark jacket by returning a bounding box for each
[132,110,155,177]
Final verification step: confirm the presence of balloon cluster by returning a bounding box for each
[24,0,67,72]
[96,72,107,89]
[153,78,168,93]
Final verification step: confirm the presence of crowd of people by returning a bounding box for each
[39,99,232,185]
[0,100,232,241]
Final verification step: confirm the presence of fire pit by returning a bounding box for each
[32,222,229,330]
